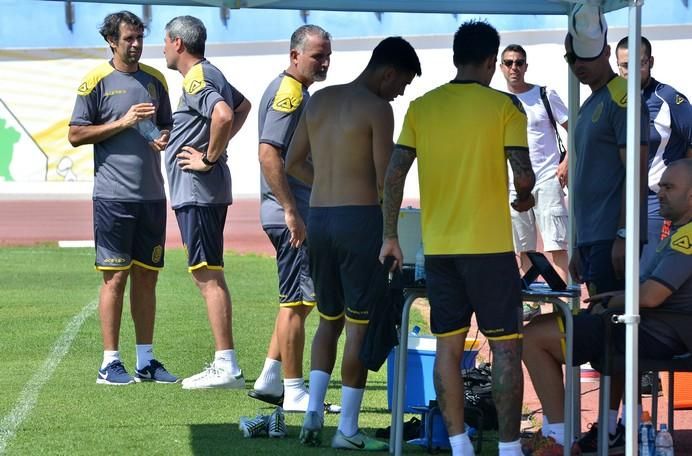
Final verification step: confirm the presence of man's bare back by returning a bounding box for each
[287,82,395,207]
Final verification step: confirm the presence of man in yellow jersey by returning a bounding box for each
[380,20,534,456]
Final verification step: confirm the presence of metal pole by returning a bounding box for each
[622,2,644,455]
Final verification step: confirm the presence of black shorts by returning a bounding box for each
[425,253,522,339]
[557,312,681,366]
[175,205,227,271]
[307,206,383,323]
[265,226,316,307]
[93,199,166,271]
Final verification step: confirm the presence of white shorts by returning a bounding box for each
[510,177,568,252]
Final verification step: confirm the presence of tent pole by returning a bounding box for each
[622,1,644,455]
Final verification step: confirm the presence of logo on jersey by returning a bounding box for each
[77,82,90,95]
[147,83,158,101]
[671,223,692,255]
[619,94,627,105]
[592,102,604,123]
[676,94,686,105]
[274,96,298,112]
[152,245,163,264]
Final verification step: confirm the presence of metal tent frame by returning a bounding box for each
[44,1,645,454]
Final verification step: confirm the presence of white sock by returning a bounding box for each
[135,344,154,371]
[101,351,120,369]
[449,433,474,456]
[608,409,619,434]
[306,370,331,417]
[498,439,522,456]
[214,349,241,376]
[253,358,282,395]
[337,386,364,437]
[543,423,565,446]
[284,377,309,410]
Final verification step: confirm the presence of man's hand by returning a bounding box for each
[120,103,156,129]
[611,237,626,280]
[379,238,403,272]
[176,145,212,172]
[584,290,623,314]
[569,247,583,284]
[149,129,170,152]
[556,159,568,187]
[511,193,535,212]
[284,209,306,248]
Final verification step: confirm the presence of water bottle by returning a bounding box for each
[655,423,674,456]
[137,119,160,141]
[639,411,655,456]
[414,242,425,283]
[409,325,421,336]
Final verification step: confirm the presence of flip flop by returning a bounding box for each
[247,389,284,406]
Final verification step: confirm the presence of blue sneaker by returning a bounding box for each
[134,359,178,384]
[96,360,134,385]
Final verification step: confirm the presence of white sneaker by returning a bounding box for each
[181,364,245,390]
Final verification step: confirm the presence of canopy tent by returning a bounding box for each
[44,1,645,454]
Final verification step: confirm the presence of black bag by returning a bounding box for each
[463,363,498,430]
[539,86,567,164]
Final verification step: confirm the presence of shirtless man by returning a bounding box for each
[286,37,421,451]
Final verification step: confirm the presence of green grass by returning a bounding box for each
[0,246,497,455]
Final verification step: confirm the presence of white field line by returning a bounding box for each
[0,297,98,454]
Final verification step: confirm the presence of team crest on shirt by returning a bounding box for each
[147,83,158,101]
[77,82,90,95]
[272,76,303,113]
[152,245,163,264]
[676,94,686,105]
[592,102,604,123]
[671,223,692,255]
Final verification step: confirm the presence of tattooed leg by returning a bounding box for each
[488,338,524,442]
[433,332,467,436]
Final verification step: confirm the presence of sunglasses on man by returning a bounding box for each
[502,59,526,68]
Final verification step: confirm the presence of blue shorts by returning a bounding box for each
[307,205,383,323]
[265,226,316,307]
[425,253,522,339]
[93,199,166,271]
[174,205,227,272]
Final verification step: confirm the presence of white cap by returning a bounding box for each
[568,4,607,59]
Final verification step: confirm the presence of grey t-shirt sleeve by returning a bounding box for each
[649,243,692,292]
[70,87,99,126]
[260,107,297,149]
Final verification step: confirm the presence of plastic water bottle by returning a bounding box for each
[137,119,160,141]
[409,325,421,336]
[655,423,674,456]
[414,242,425,283]
[639,411,655,456]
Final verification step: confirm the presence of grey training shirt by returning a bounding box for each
[165,59,245,210]
[258,72,311,228]
[69,61,173,201]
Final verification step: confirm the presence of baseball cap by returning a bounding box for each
[568,4,607,60]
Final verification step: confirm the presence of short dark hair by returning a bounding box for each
[365,36,422,76]
[453,20,500,66]
[502,44,527,60]
[165,16,207,57]
[290,25,331,52]
[99,11,144,42]
[616,35,652,57]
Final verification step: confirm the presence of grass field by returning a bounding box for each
[0,246,498,455]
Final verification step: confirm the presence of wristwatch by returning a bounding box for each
[616,228,626,239]
[201,155,217,167]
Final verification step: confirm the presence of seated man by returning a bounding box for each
[522,158,692,455]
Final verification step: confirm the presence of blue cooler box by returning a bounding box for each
[386,335,479,412]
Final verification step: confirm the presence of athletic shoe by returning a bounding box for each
[96,360,134,385]
[268,407,287,438]
[520,432,563,455]
[181,365,245,390]
[299,411,323,446]
[248,388,284,406]
[523,302,541,321]
[571,421,625,455]
[331,429,389,451]
[134,359,178,384]
[239,415,269,438]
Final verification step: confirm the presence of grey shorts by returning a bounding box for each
[510,176,568,252]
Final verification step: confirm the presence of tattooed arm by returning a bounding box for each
[507,146,535,212]
[378,145,417,270]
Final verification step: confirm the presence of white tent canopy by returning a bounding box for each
[43,1,644,454]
